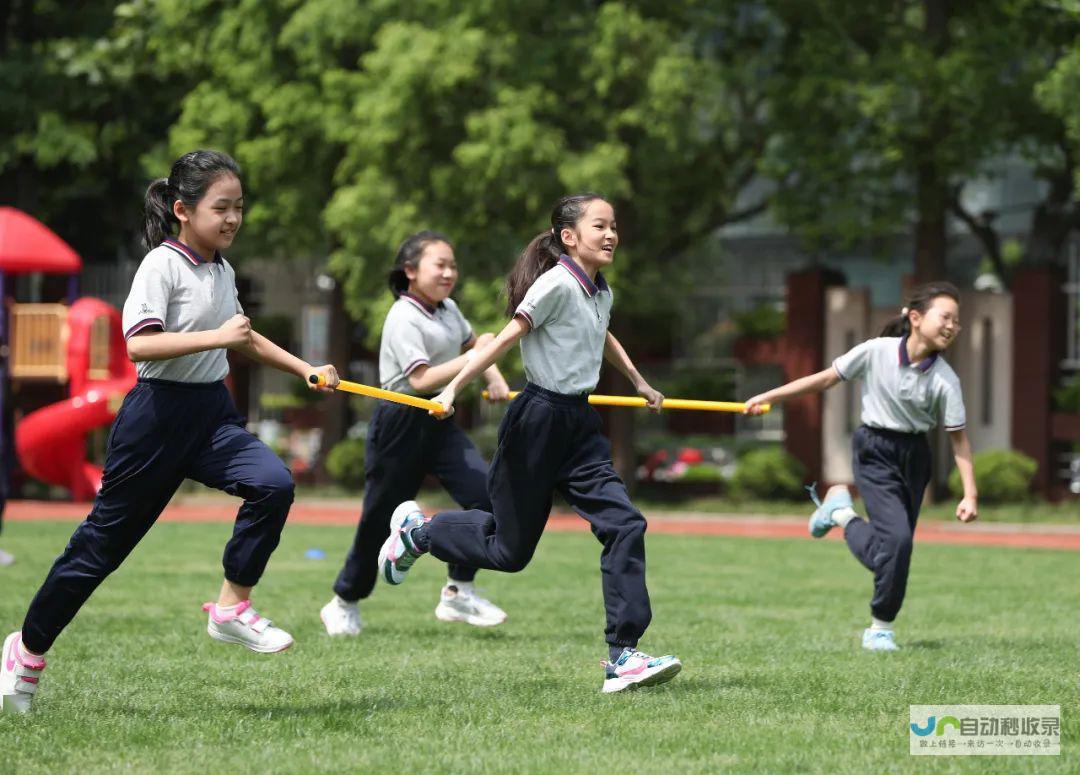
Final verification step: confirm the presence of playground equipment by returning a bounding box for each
[0,206,136,500]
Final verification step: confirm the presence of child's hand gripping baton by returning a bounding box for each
[309,374,447,414]
[481,390,770,413]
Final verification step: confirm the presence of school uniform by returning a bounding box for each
[425,256,652,651]
[332,292,487,602]
[833,335,966,622]
[20,238,294,655]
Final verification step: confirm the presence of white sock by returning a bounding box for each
[870,617,894,632]
[447,579,473,594]
[334,595,357,608]
[832,507,859,528]
[19,641,44,662]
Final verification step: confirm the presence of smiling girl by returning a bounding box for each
[744,282,977,651]
[321,230,510,636]
[374,194,682,693]
[0,150,339,714]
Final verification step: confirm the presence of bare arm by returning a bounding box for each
[744,367,842,414]
[603,332,663,410]
[406,333,509,397]
[430,317,530,416]
[949,429,978,522]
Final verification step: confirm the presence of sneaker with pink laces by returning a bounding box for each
[1,631,46,714]
[202,601,293,654]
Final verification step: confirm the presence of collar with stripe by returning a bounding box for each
[400,291,444,318]
[898,335,938,373]
[162,237,223,266]
[557,255,609,297]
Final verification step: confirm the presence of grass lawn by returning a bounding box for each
[0,518,1076,773]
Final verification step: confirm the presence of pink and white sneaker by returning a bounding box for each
[202,601,293,654]
[601,649,682,694]
[1,631,46,714]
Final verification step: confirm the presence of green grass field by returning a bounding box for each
[0,518,1076,773]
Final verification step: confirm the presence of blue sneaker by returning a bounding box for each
[862,628,900,652]
[377,501,428,585]
[601,649,682,694]
[806,483,853,538]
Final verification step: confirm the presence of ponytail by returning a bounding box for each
[143,178,177,250]
[142,149,242,251]
[504,192,605,317]
[505,231,563,316]
[879,281,961,337]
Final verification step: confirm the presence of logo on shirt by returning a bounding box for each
[138,303,154,315]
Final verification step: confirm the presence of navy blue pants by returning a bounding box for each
[21,379,294,654]
[844,425,932,622]
[426,384,652,649]
[332,401,487,602]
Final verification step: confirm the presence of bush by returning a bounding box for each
[731,446,806,500]
[948,449,1037,503]
[325,437,366,489]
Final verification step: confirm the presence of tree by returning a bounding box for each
[763,0,1080,284]
[0,0,186,261]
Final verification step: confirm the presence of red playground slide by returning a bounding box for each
[15,297,136,500]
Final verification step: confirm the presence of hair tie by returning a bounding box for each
[901,306,909,316]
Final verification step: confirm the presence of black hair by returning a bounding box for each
[143,149,242,250]
[387,230,454,298]
[504,192,606,317]
[879,281,961,337]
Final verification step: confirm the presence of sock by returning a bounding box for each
[870,617,893,632]
[832,506,858,528]
[215,602,241,614]
[335,595,357,608]
[447,578,473,594]
[609,645,631,663]
[408,523,431,553]
[19,642,43,660]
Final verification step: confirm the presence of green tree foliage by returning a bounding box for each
[763,0,1080,282]
[118,0,778,342]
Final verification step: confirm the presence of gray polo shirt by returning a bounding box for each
[380,293,475,395]
[514,255,612,395]
[833,336,966,433]
[121,238,242,383]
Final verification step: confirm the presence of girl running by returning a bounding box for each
[321,230,510,636]
[0,149,339,714]
[376,194,682,693]
[744,281,978,651]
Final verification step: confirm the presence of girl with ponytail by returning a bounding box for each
[320,230,511,636]
[373,194,683,694]
[0,150,340,714]
[744,281,977,652]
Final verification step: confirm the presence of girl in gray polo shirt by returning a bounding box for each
[0,150,339,714]
[375,194,682,694]
[321,230,511,636]
[745,282,978,652]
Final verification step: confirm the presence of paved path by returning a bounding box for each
[7,498,1080,551]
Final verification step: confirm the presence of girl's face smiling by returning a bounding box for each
[175,173,243,258]
[406,240,458,305]
[561,199,617,275]
[912,295,961,351]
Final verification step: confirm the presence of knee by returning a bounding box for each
[253,468,295,509]
[493,547,534,573]
[883,532,913,561]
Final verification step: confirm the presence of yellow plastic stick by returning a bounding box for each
[310,375,445,414]
[482,390,769,413]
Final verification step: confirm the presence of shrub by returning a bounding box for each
[948,449,1037,503]
[326,437,366,489]
[731,446,806,500]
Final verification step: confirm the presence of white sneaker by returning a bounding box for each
[1,631,45,714]
[202,601,293,654]
[601,649,682,694]
[435,585,507,627]
[320,596,362,636]
[0,549,14,567]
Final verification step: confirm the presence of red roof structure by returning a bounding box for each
[0,206,81,274]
